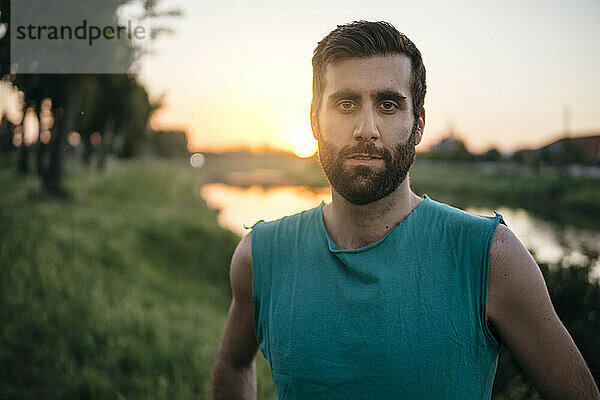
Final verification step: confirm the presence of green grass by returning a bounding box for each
[0,158,276,399]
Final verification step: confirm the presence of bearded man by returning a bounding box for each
[211,21,599,400]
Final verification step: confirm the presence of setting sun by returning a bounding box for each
[289,126,318,158]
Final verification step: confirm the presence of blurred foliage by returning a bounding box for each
[482,148,502,162]
[492,253,600,399]
[409,160,600,229]
[513,139,598,168]
[420,137,477,162]
[147,130,189,158]
[0,0,179,197]
[0,158,274,399]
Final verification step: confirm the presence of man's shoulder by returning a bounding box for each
[489,223,529,273]
[424,195,503,228]
[230,233,253,300]
[251,204,323,232]
[250,204,324,262]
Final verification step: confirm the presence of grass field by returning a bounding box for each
[0,158,276,399]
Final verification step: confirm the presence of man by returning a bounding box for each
[211,21,599,399]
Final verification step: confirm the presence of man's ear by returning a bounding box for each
[310,101,319,141]
[415,108,425,145]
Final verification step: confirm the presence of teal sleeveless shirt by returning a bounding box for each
[251,195,504,399]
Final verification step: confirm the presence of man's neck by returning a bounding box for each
[322,178,423,250]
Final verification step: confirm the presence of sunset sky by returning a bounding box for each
[137,0,600,155]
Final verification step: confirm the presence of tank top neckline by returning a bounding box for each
[318,194,431,253]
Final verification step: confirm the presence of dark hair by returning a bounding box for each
[312,21,426,120]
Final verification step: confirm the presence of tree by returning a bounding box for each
[4,0,180,195]
[482,148,502,162]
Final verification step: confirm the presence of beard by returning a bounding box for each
[318,126,417,206]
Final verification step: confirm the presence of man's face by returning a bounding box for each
[312,55,423,205]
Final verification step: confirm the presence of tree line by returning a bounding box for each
[0,0,182,197]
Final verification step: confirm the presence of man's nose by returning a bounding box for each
[353,108,380,142]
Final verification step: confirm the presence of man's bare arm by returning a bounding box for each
[211,233,258,400]
[487,224,599,399]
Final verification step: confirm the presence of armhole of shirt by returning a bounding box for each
[480,212,505,347]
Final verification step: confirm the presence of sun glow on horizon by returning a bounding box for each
[288,125,318,158]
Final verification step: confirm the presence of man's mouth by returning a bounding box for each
[347,153,382,160]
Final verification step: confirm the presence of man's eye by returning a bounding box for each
[338,101,356,112]
[378,101,397,112]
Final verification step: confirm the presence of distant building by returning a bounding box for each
[536,134,600,165]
